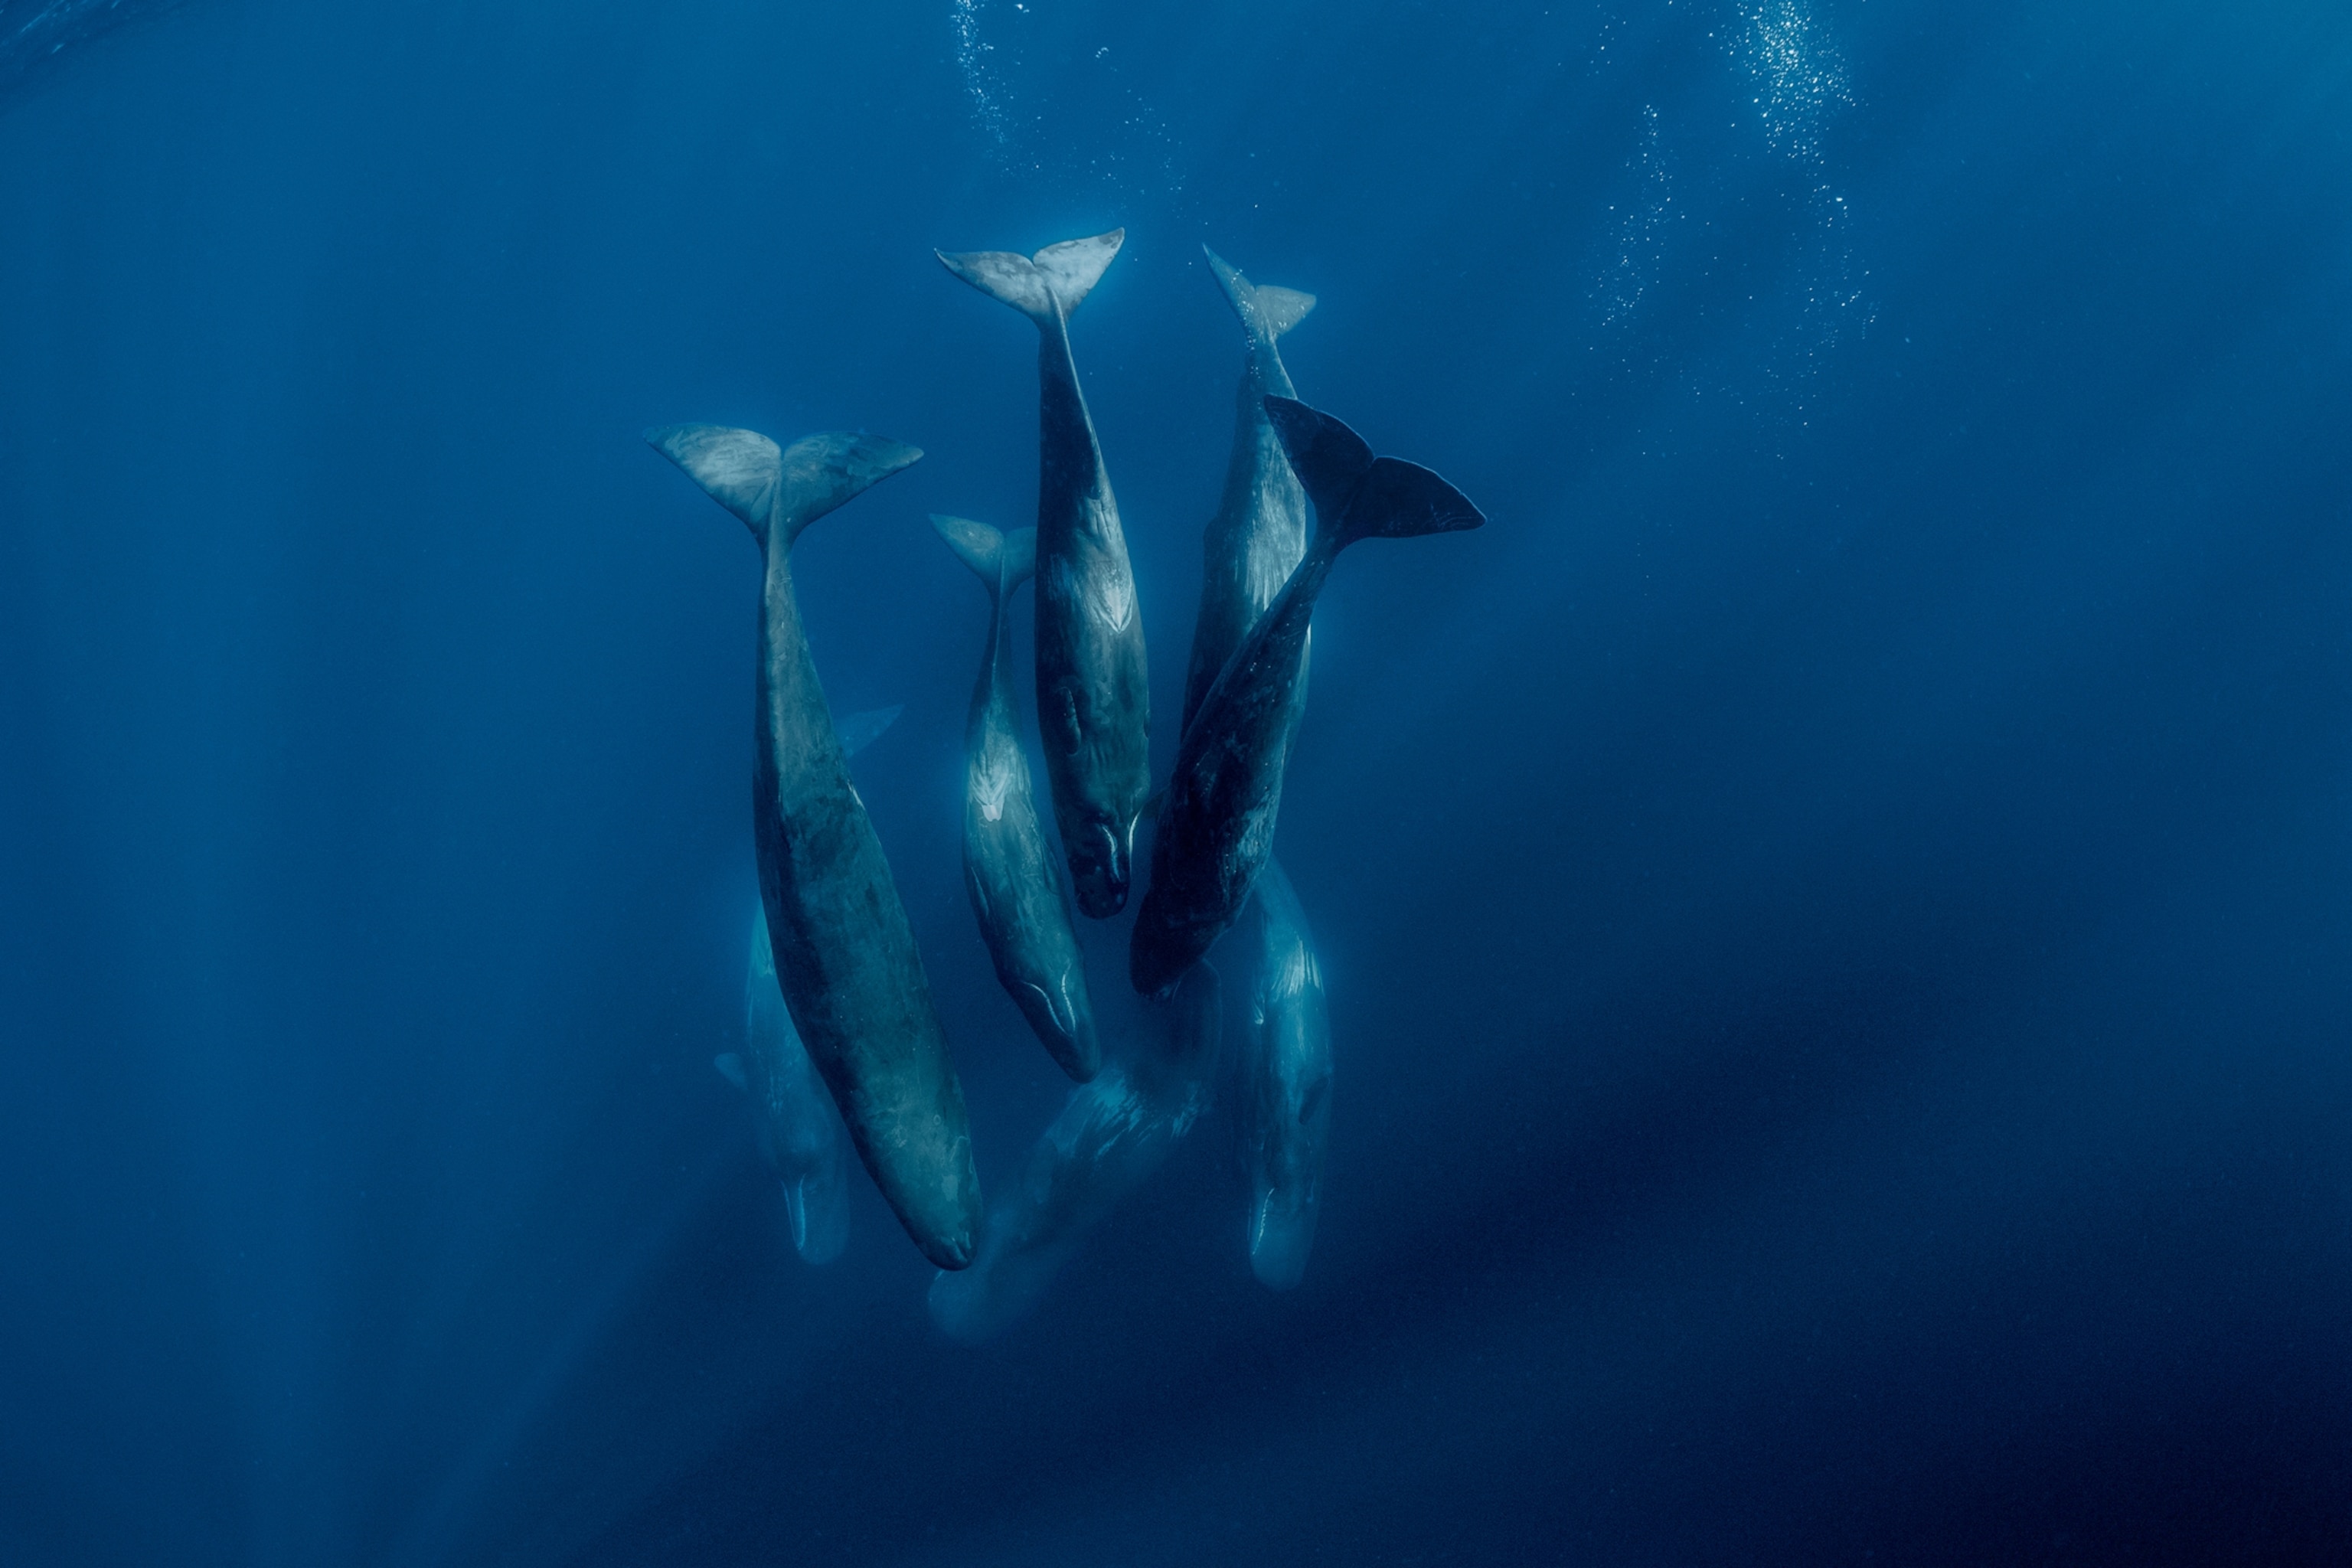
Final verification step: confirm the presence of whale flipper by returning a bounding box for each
[645,425,922,547]
[937,230,1125,323]
[1204,247,1315,342]
[836,704,903,758]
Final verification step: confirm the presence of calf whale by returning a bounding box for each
[1130,397,1485,998]
[718,904,853,1264]
[1235,860,1331,1289]
[927,965,1222,1344]
[937,230,1151,918]
[648,423,981,1270]
[714,705,902,1265]
[933,514,1102,1082]
[1181,248,1317,737]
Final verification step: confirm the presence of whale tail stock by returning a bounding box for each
[644,424,923,547]
[1203,247,1315,342]
[1262,395,1485,550]
[936,229,1125,325]
[930,514,1039,603]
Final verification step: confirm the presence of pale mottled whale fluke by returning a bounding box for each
[934,514,1102,1083]
[1236,860,1331,1290]
[1181,247,1318,738]
[1129,398,1485,998]
[720,904,853,1264]
[936,230,1151,920]
[714,704,903,1266]
[647,423,982,1270]
[927,965,1222,1345]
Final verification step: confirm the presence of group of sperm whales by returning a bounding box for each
[647,230,1485,1331]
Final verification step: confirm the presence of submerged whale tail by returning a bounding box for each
[1263,396,1485,550]
[1204,247,1315,342]
[643,425,923,547]
[936,229,1125,325]
[930,514,1039,601]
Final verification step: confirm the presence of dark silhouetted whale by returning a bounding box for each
[1130,397,1485,998]
[648,423,980,1269]
[937,230,1151,919]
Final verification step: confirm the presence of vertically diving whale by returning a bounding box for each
[714,704,902,1266]
[718,905,853,1264]
[927,965,1222,1344]
[1181,247,1317,737]
[1130,397,1486,998]
[647,423,981,1269]
[933,514,1102,1082]
[1235,860,1331,1289]
[936,230,1151,918]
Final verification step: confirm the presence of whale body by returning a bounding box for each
[715,704,902,1264]
[927,965,1222,1344]
[718,904,853,1263]
[937,230,1151,919]
[648,423,981,1269]
[1130,397,1485,998]
[1181,247,1317,738]
[933,514,1102,1082]
[1235,860,1331,1289]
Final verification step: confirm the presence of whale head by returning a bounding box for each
[1068,817,1132,919]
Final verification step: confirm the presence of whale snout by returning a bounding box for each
[1069,819,1131,919]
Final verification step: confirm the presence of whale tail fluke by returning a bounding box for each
[937,229,1125,325]
[1204,247,1315,341]
[1263,396,1486,550]
[931,514,1038,600]
[645,425,921,546]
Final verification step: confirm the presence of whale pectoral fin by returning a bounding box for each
[714,1053,748,1092]
[837,704,904,757]
[645,425,782,539]
[1032,229,1123,313]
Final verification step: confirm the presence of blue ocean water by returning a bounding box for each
[4,1,2350,1562]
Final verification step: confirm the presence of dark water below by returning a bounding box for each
[3,2,2349,1563]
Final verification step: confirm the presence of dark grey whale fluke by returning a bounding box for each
[646,423,982,1270]
[936,230,1152,920]
[933,514,1102,1083]
[1181,247,1317,739]
[1129,397,1485,998]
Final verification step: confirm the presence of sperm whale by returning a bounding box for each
[1129,397,1485,998]
[937,230,1151,918]
[933,514,1102,1082]
[648,423,981,1269]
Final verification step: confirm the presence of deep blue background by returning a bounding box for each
[4,2,2350,1563]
